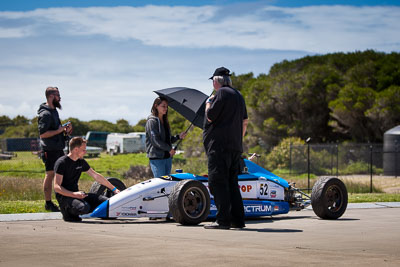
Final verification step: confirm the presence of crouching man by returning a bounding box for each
[54,137,120,222]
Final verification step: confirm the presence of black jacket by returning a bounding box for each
[203,86,248,154]
[37,103,65,151]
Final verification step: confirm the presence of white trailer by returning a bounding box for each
[128,132,146,151]
[106,133,144,155]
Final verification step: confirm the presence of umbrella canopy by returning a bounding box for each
[154,87,209,129]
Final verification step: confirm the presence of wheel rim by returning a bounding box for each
[325,184,343,212]
[181,186,207,219]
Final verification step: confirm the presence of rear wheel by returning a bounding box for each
[89,177,126,198]
[311,177,348,219]
[168,180,210,225]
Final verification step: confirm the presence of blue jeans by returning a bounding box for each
[149,158,172,177]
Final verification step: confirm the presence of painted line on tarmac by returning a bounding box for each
[1,202,399,222]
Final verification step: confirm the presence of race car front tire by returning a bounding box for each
[311,176,348,219]
[168,180,210,225]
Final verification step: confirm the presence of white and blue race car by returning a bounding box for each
[89,159,348,225]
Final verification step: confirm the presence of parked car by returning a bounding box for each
[85,131,109,149]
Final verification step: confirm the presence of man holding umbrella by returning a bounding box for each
[203,67,248,230]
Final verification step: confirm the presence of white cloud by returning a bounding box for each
[0,101,36,117]
[0,5,399,53]
[0,27,31,38]
[0,3,398,124]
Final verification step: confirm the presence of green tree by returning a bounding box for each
[116,119,133,133]
[329,85,377,142]
[243,50,400,147]
[168,109,189,135]
[132,119,146,132]
[64,117,89,136]
[12,115,30,126]
[0,115,12,134]
[87,120,116,132]
[366,85,400,136]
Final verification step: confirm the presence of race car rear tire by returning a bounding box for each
[168,180,210,225]
[311,176,348,219]
[89,177,126,198]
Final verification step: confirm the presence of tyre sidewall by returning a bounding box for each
[311,177,348,219]
[169,180,210,225]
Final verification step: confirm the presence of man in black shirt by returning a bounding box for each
[54,137,120,222]
[38,86,73,212]
[203,67,249,230]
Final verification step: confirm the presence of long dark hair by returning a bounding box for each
[151,97,170,130]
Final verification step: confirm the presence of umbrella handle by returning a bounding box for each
[172,90,213,150]
[173,142,180,151]
[173,122,194,150]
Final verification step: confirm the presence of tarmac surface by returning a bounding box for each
[0,203,400,266]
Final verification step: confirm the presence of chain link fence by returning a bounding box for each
[288,143,400,192]
[289,143,387,176]
[1,138,40,153]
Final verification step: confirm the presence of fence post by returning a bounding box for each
[289,142,292,175]
[336,143,339,177]
[395,140,398,179]
[306,137,311,193]
[330,144,333,175]
[370,145,373,193]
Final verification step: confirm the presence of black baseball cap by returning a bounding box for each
[209,67,231,79]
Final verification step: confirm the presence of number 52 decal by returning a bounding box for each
[259,183,269,196]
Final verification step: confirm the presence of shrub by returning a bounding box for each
[266,137,305,171]
[343,180,383,193]
[173,156,208,175]
[123,165,153,180]
[341,160,383,175]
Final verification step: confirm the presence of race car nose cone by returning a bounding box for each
[90,199,109,218]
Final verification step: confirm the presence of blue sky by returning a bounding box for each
[1,1,399,124]
[2,1,400,10]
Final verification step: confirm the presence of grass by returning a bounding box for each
[0,151,151,180]
[0,201,47,214]
[0,152,44,178]
[348,193,400,203]
[1,151,399,214]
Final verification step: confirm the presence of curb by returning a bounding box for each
[1,202,399,222]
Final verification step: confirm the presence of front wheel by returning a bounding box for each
[168,180,210,225]
[89,177,127,198]
[311,177,348,219]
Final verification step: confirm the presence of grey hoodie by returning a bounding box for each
[145,115,179,159]
[37,103,65,151]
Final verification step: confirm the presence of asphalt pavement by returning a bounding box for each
[1,202,399,222]
[1,203,400,266]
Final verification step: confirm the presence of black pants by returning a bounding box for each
[207,151,245,226]
[56,193,107,218]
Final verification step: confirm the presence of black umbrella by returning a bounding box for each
[154,87,209,129]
